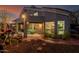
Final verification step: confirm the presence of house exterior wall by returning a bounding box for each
[19,6,72,39]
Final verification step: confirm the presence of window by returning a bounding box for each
[45,22,55,37]
[57,21,65,35]
[34,12,38,16]
[27,23,43,34]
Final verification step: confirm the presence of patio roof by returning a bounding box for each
[28,16,45,23]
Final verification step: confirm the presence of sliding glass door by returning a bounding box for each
[45,21,55,38]
[27,23,43,34]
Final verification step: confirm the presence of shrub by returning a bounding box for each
[62,31,70,40]
[44,30,54,38]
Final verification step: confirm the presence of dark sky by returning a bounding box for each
[35,5,79,12]
[0,5,79,19]
[47,5,79,11]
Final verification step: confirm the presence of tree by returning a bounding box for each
[0,10,16,31]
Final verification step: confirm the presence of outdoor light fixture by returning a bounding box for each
[39,24,42,29]
[21,13,29,21]
[22,14,26,19]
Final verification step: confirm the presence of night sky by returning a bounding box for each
[42,5,79,11]
[0,5,79,19]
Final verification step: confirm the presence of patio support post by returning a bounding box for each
[43,21,45,39]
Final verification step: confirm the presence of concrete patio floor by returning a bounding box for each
[23,33,79,46]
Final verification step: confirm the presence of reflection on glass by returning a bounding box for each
[57,21,65,35]
[45,22,55,38]
[27,23,43,34]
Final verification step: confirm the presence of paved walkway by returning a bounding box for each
[43,39,79,45]
[23,37,79,45]
[5,38,79,53]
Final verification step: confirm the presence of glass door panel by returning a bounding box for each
[57,21,65,35]
[27,23,43,34]
[27,23,35,34]
[45,22,55,38]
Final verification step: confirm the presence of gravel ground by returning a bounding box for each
[4,39,79,53]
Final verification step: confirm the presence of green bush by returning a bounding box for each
[62,31,70,40]
[5,39,18,45]
[27,29,36,34]
[44,30,54,38]
[10,39,18,45]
